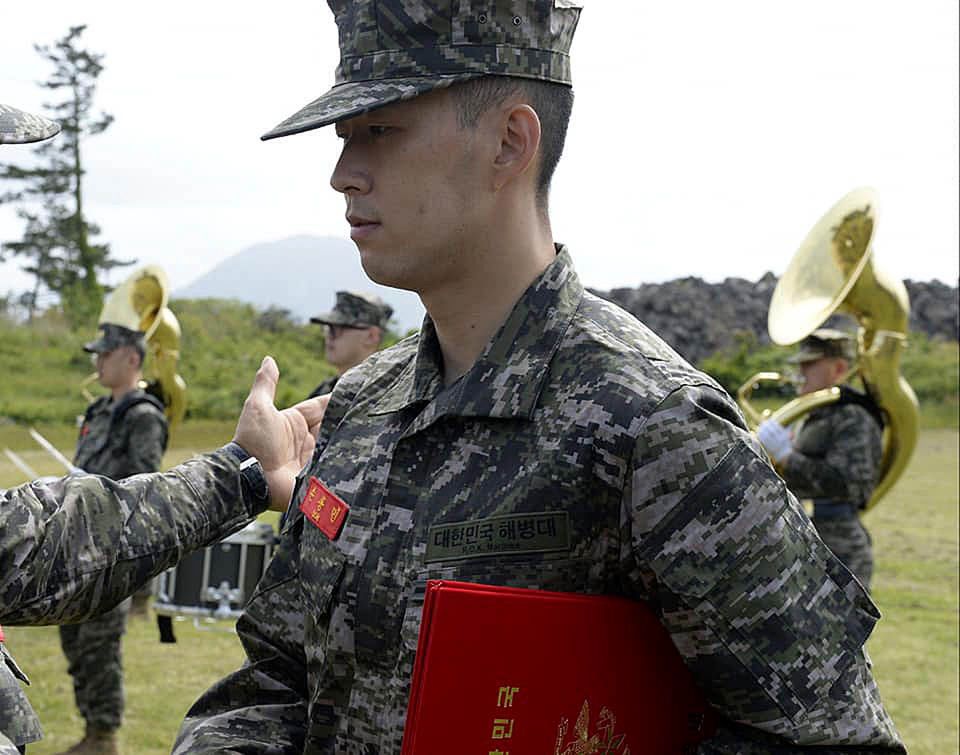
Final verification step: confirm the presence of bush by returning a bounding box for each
[0,299,339,424]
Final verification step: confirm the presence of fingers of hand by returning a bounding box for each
[291,394,330,430]
[248,356,280,407]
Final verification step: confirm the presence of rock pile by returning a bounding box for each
[592,275,958,364]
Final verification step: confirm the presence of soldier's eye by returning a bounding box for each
[369,125,391,137]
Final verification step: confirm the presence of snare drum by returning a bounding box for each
[153,521,276,621]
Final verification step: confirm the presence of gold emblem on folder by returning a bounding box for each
[555,700,630,755]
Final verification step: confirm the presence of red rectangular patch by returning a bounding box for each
[299,476,349,541]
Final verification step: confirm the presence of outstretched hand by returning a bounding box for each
[233,356,330,510]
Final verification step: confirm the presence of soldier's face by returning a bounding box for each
[330,90,492,293]
[95,347,138,389]
[324,324,378,373]
[798,357,847,394]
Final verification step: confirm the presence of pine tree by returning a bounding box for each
[0,25,132,325]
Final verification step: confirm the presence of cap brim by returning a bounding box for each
[0,104,61,145]
[310,312,372,327]
[787,350,826,364]
[261,73,481,141]
[83,339,108,354]
[310,311,350,326]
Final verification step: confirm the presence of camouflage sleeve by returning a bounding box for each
[782,405,883,503]
[174,516,311,753]
[0,729,21,755]
[626,385,904,752]
[120,405,169,477]
[0,444,263,626]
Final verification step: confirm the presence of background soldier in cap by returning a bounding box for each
[55,323,169,755]
[307,290,393,398]
[176,2,903,752]
[757,329,883,588]
[0,106,327,755]
[0,358,326,754]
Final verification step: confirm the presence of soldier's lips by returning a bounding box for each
[347,217,381,241]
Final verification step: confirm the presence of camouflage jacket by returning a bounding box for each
[0,444,266,746]
[0,638,40,747]
[74,389,169,478]
[782,401,883,508]
[0,730,18,755]
[0,444,266,626]
[177,249,903,754]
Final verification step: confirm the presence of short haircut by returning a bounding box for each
[450,76,574,209]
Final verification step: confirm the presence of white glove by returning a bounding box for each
[757,419,793,463]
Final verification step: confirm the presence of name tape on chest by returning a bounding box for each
[300,476,350,541]
[426,511,570,563]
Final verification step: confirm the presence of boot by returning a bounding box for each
[53,725,120,755]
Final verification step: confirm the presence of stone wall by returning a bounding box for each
[591,275,958,364]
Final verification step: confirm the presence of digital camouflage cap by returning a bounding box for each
[84,323,147,358]
[788,328,855,364]
[311,290,394,329]
[262,0,583,140]
[0,104,60,145]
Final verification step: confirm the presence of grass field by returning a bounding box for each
[2,423,957,754]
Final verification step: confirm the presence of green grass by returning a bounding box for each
[5,620,245,754]
[2,426,957,754]
[867,429,959,754]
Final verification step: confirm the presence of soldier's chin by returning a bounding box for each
[358,254,418,294]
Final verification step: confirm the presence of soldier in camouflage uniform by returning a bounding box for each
[308,291,393,398]
[0,358,326,751]
[173,3,904,753]
[55,324,169,755]
[0,102,62,755]
[0,108,321,755]
[757,329,883,588]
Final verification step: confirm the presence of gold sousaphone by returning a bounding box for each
[82,266,187,428]
[738,187,918,509]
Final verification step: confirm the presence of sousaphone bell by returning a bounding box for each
[738,188,918,509]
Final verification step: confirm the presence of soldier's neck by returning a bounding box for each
[110,378,141,402]
[425,208,555,387]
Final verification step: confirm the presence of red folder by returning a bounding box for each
[401,580,715,754]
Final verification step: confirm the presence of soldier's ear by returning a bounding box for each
[491,103,541,193]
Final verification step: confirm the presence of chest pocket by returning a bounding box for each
[243,516,346,662]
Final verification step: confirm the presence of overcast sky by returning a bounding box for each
[2,1,957,305]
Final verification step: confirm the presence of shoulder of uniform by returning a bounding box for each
[564,292,726,407]
[336,331,420,394]
[122,395,168,425]
[89,395,111,411]
[832,398,879,425]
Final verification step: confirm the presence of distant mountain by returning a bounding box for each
[175,235,425,332]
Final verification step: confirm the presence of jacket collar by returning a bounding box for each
[370,245,583,422]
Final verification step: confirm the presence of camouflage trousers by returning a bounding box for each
[813,516,873,590]
[59,597,131,731]
[0,643,41,748]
